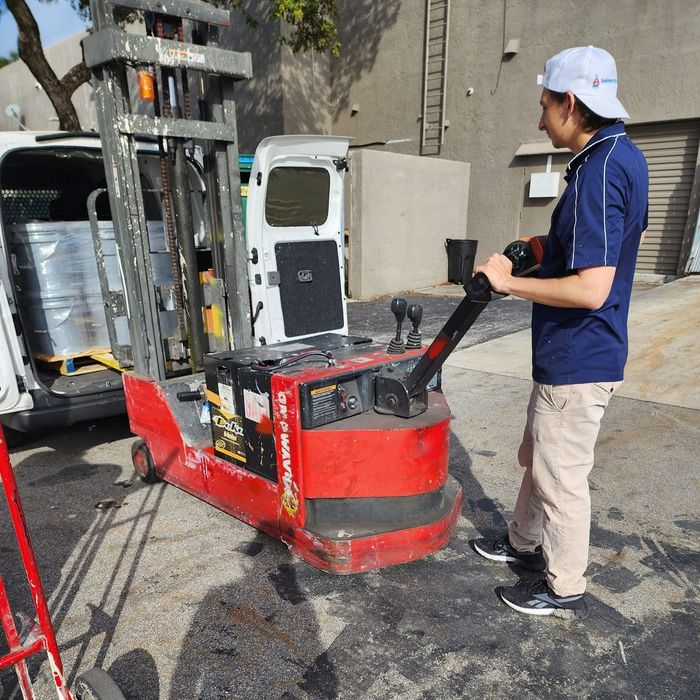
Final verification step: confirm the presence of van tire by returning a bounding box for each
[131,439,159,484]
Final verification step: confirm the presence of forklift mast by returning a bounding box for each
[83,0,253,380]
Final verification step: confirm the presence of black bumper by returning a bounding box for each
[1,387,126,433]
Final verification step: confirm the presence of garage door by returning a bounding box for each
[628,120,700,275]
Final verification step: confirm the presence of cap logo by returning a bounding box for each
[592,75,600,89]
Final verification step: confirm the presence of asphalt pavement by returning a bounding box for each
[0,282,698,699]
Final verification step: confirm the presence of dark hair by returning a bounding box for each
[546,89,618,133]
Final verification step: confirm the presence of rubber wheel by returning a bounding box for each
[131,439,159,484]
[74,668,126,700]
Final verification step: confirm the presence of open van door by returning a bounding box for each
[0,280,32,415]
[245,136,351,345]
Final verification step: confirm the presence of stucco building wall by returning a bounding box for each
[329,0,700,258]
[220,4,332,153]
[347,149,470,299]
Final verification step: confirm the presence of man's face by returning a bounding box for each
[538,89,569,148]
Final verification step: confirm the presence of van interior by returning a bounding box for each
[0,146,165,401]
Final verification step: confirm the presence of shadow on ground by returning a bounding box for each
[0,417,160,697]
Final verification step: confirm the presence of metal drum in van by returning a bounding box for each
[11,222,95,295]
[23,292,109,357]
[11,220,169,295]
[11,220,170,357]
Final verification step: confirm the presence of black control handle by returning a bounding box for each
[377,237,545,416]
[407,304,423,331]
[391,298,407,340]
[502,238,544,278]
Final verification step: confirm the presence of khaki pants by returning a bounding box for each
[507,380,621,596]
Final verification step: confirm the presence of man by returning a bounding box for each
[472,46,648,620]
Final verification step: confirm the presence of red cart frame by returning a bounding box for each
[0,427,125,700]
[0,426,74,699]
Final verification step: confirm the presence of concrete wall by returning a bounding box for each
[328,0,700,259]
[220,2,332,153]
[0,31,96,132]
[220,8,284,153]
[347,148,469,298]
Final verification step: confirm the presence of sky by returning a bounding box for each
[0,0,88,58]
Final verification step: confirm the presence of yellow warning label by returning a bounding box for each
[310,384,336,396]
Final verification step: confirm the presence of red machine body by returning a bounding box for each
[125,339,462,574]
[124,239,542,574]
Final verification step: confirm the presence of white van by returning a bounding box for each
[0,132,349,446]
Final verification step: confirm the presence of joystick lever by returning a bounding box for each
[387,297,407,353]
[406,304,423,349]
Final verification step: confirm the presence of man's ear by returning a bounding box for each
[565,91,577,117]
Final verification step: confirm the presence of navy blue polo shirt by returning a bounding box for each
[532,122,649,385]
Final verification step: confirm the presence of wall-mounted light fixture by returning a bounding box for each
[503,38,520,58]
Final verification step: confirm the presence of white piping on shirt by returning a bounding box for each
[572,168,580,268]
[571,135,622,268]
[602,136,621,265]
[567,132,623,169]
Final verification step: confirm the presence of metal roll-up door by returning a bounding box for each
[627,120,700,275]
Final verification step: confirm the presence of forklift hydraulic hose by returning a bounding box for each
[254,351,337,371]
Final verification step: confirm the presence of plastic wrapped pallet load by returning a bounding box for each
[11,220,171,358]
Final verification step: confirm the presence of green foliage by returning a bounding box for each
[268,0,340,57]
[219,1,341,56]
[0,51,19,69]
[71,0,91,22]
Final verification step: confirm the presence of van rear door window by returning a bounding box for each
[264,166,330,228]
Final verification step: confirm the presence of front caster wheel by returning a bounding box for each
[131,439,159,484]
[74,668,126,700]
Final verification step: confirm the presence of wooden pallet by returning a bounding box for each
[34,348,113,376]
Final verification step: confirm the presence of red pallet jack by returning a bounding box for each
[0,427,125,699]
[127,240,542,574]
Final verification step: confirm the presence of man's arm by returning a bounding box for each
[476,253,615,310]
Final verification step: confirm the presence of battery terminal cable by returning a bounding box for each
[254,351,337,371]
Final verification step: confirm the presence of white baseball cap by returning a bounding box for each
[537,46,630,120]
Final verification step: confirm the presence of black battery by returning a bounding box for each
[204,334,374,480]
[204,352,275,479]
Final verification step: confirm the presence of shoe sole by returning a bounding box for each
[472,540,546,572]
[472,540,518,563]
[499,591,588,620]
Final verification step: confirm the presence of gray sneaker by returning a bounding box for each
[472,535,546,572]
[499,577,589,620]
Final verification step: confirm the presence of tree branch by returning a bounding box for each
[7,0,82,130]
[61,61,92,96]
